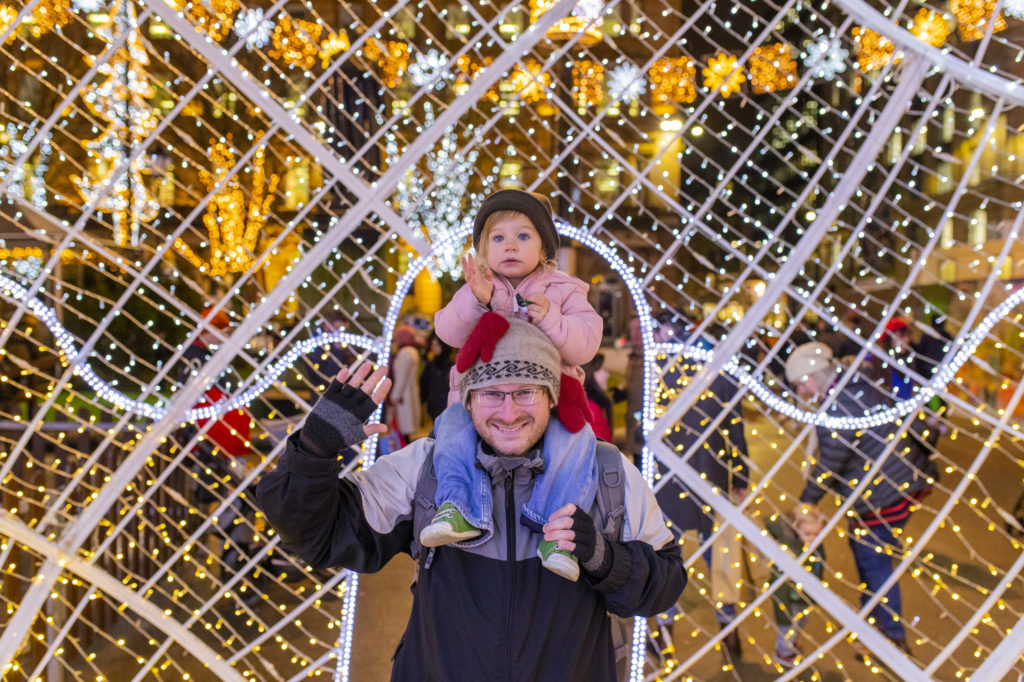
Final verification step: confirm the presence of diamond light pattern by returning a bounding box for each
[0,0,1023,679]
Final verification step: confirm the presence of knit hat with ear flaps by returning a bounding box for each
[458,315,561,406]
[784,342,835,385]
[472,189,560,261]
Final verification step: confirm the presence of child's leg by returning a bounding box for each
[775,600,808,660]
[425,403,493,546]
[520,418,598,532]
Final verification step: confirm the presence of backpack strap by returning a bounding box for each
[410,447,438,569]
[593,440,626,542]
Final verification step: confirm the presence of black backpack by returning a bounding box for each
[408,439,633,662]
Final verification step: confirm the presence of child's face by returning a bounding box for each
[794,518,822,544]
[484,214,543,286]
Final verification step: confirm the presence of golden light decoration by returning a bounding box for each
[507,60,551,104]
[702,53,744,98]
[649,57,697,110]
[529,0,602,46]
[319,30,350,68]
[455,54,498,101]
[0,4,18,42]
[176,135,280,277]
[910,8,951,47]
[364,39,410,89]
[572,59,604,110]
[852,26,899,72]
[951,0,1006,42]
[31,0,72,35]
[748,43,798,95]
[74,0,160,246]
[269,14,322,70]
[183,0,238,42]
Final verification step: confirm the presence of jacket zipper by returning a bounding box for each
[504,469,515,682]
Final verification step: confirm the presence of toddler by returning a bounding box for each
[421,189,603,581]
[765,506,827,668]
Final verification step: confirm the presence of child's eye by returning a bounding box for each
[492,234,503,242]
[517,233,531,241]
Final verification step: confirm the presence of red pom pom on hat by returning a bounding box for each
[557,374,592,433]
[456,312,511,373]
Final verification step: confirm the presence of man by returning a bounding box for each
[256,317,685,681]
[649,313,750,658]
[785,342,936,655]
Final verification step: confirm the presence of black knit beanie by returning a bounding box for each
[472,189,560,260]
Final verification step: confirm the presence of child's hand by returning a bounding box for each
[463,252,493,306]
[526,293,550,324]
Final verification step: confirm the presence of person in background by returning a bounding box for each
[388,324,422,443]
[583,355,613,442]
[649,312,751,659]
[301,310,356,392]
[419,331,455,423]
[765,506,827,669]
[785,342,936,658]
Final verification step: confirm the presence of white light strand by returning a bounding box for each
[4,267,1022,429]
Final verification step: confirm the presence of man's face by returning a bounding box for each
[468,382,553,457]
[795,375,820,402]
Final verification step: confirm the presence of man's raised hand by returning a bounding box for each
[299,361,393,458]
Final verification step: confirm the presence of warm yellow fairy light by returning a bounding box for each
[270,14,322,70]
[319,30,350,68]
[0,5,18,42]
[910,8,950,47]
[571,59,604,109]
[702,53,744,98]
[507,59,551,104]
[364,39,409,88]
[30,0,71,35]
[951,0,1006,42]
[748,43,798,95]
[186,0,238,41]
[852,26,899,72]
[177,135,279,277]
[528,0,602,45]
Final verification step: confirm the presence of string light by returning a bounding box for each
[851,25,899,72]
[529,0,603,45]
[571,59,604,110]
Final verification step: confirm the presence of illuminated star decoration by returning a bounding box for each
[607,63,645,103]
[386,102,484,279]
[72,0,104,12]
[702,54,744,98]
[803,37,848,80]
[409,49,450,90]
[233,8,273,49]
[1004,0,1024,18]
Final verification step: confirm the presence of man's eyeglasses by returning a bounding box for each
[473,387,545,407]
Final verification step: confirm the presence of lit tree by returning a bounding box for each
[74,0,159,246]
[174,135,279,278]
[386,102,493,279]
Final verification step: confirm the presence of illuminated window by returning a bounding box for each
[969,208,987,245]
[941,218,954,249]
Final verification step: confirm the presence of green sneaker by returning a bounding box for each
[420,502,482,547]
[537,539,579,582]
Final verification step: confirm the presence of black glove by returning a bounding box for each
[571,507,613,579]
[299,378,378,458]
